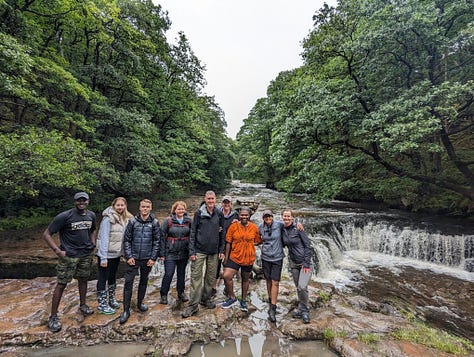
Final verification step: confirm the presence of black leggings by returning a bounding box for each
[96,257,121,291]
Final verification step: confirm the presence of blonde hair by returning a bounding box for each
[139,198,153,206]
[111,197,133,223]
[171,201,187,214]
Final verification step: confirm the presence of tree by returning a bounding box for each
[237,0,474,212]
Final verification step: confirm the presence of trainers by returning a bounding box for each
[47,315,61,333]
[302,312,310,324]
[240,300,248,312]
[221,297,238,309]
[181,304,198,318]
[79,304,94,316]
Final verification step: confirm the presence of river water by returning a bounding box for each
[21,181,474,355]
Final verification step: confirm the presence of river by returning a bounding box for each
[4,180,474,356]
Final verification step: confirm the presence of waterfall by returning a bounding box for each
[308,218,474,273]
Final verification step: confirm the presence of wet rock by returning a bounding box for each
[1,270,472,357]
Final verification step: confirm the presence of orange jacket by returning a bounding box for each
[225,221,262,266]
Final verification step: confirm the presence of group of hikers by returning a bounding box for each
[42,190,314,333]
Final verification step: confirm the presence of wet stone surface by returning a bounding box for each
[0,269,472,357]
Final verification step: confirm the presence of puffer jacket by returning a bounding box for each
[97,206,129,263]
[189,203,224,256]
[282,222,312,268]
[123,213,160,261]
[159,213,192,260]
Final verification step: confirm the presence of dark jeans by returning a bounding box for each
[96,257,121,291]
[123,259,152,310]
[160,258,188,296]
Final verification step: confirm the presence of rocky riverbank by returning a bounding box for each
[1,270,472,356]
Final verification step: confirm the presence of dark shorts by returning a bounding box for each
[56,253,93,284]
[224,258,253,273]
[262,259,283,281]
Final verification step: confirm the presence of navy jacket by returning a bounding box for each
[123,213,160,261]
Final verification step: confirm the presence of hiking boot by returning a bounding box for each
[240,300,248,312]
[302,312,310,324]
[200,300,216,309]
[292,309,302,319]
[79,304,94,316]
[47,315,61,333]
[178,293,189,302]
[221,297,238,309]
[107,284,120,309]
[138,303,148,312]
[119,309,130,324]
[160,295,168,305]
[268,304,277,322]
[181,304,198,318]
[97,290,115,315]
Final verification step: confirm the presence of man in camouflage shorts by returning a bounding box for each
[43,192,97,332]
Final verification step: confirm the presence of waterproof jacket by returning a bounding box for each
[97,206,130,263]
[123,213,160,261]
[189,203,224,256]
[282,222,312,268]
[159,213,192,260]
[220,207,239,236]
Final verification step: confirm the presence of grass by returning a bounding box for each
[358,332,381,345]
[391,322,474,355]
[323,328,347,342]
[318,290,332,304]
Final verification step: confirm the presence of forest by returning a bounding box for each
[236,0,474,214]
[0,0,235,227]
[0,0,473,230]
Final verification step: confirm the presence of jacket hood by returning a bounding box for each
[199,202,215,218]
[220,207,237,218]
[102,206,120,223]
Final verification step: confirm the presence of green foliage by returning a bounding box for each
[0,127,110,198]
[236,0,474,213]
[0,0,233,217]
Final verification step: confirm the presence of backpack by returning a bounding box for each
[166,216,191,244]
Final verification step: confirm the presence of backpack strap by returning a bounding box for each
[166,216,190,244]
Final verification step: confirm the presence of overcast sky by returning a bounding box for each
[156,0,337,139]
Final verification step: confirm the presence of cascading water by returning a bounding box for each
[306,219,474,274]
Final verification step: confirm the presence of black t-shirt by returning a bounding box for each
[48,208,96,257]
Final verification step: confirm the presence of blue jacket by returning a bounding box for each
[123,213,160,261]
